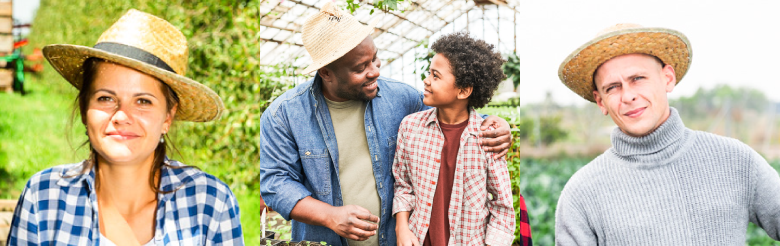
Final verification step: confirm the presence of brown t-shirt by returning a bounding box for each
[423,119,469,246]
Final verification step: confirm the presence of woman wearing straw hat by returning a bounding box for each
[6,10,243,246]
[554,24,780,245]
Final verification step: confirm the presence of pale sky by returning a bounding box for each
[14,0,38,24]
[518,0,780,105]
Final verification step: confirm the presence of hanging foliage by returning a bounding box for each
[503,52,520,91]
[343,0,410,14]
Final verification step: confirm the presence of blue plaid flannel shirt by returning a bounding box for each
[6,159,244,246]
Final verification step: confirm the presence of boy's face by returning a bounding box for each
[423,53,471,108]
[593,53,676,137]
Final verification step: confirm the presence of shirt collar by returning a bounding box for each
[55,161,94,189]
[610,107,688,164]
[55,157,200,197]
[424,107,483,137]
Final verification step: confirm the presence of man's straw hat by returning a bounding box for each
[300,2,379,75]
[42,9,224,122]
[558,23,693,102]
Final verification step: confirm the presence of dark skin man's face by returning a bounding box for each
[318,36,381,102]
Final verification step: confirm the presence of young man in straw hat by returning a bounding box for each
[259,2,513,246]
[555,23,780,245]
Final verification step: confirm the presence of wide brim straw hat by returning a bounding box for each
[43,9,224,122]
[300,2,379,75]
[558,23,692,103]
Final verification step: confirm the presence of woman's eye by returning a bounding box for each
[137,98,152,105]
[97,96,113,102]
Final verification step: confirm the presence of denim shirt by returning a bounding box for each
[260,75,426,245]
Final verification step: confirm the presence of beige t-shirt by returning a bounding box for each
[324,98,381,246]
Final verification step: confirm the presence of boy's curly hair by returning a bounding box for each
[431,32,506,108]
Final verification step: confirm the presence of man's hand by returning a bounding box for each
[289,197,379,241]
[479,115,512,158]
[325,205,380,241]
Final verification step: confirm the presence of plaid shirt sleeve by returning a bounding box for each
[484,152,517,246]
[7,179,40,245]
[205,178,244,246]
[392,117,416,215]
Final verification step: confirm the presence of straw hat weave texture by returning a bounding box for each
[300,2,378,75]
[43,9,224,122]
[558,24,692,102]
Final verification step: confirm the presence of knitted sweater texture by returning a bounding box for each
[555,108,780,245]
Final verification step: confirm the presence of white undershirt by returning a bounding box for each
[99,233,155,246]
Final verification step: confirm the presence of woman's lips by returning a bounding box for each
[106,131,140,140]
[624,107,646,118]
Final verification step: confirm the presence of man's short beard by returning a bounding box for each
[335,81,375,101]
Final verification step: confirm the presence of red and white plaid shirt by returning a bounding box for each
[392,108,516,246]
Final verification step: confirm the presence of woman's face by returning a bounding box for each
[86,62,176,165]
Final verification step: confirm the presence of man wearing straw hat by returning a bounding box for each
[554,23,780,245]
[259,2,514,246]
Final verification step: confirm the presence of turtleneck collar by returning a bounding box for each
[609,107,691,165]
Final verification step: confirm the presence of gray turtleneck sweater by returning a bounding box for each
[555,108,780,245]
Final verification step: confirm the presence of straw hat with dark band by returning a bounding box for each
[300,2,379,75]
[558,23,693,103]
[43,9,224,122]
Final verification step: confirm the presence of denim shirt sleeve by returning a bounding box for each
[259,106,313,220]
[7,179,40,245]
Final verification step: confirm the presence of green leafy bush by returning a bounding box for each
[502,52,520,91]
[487,97,520,107]
[506,124,523,243]
[516,116,568,146]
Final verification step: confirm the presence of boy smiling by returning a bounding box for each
[392,32,530,246]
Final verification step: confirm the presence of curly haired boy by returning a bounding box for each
[392,32,530,246]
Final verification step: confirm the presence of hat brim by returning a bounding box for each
[43,44,224,122]
[558,27,692,102]
[299,18,380,75]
